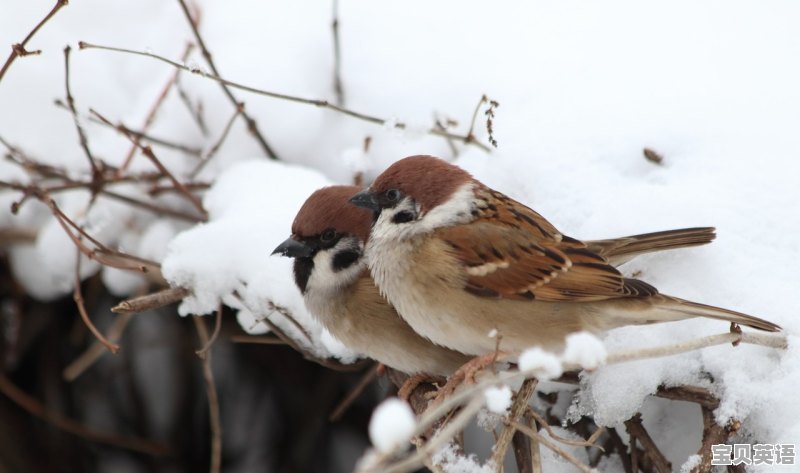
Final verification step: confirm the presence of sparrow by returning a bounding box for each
[350,155,780,357]
[272,185,470,376]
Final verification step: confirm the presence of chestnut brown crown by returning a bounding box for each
[369,155,475,214]
[292,185,373,243]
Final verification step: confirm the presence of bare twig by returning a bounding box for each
[90,108,207,218]
[512,410,537,473]
[195,305,223,359]
[101,188,206,223]
[111,287,190,314]
[64,46,101,177]
[331,0,345,105]
[229,335,287,345]
[491,378,538,469]
[175,0,279,160]
[117,43,195,174]
[74,249,120,354]
[190,103,243,178]
[511,422,595,473]
[79,41,492,153]
[0,371,168,455]
[329,362,381,421]
[0,0,69,83]
[63,313,133,381]
[193,315,222,473]
[625,414,671,473]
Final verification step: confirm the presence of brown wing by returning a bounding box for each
[435,188,657,302]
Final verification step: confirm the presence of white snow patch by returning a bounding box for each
[562,331,607,370]
[432,442,494,473]
[483,385,512,414]
[368,398,416,454]
[518,347,564,380]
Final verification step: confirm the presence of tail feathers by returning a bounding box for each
[587,227,716,267]
[655,295,781,332]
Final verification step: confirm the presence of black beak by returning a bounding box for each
[272,237,313,258]
[349,190,381,212]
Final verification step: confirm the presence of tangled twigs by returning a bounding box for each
[0,0,69,83]
[112,287,190,314]
[78,41,493,153]
[175,0,279,160]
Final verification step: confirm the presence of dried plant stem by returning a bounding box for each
[511,422,595,473]
[63,312,133,381]
[112,287,190,314]
[190,103,242,178]
[329,363,381,421]
[74,249,120,354]
[63,46,101,176]
[0,372,168,455]
[79,41,492,153]
[193,315,222,473]
[491,378,538,469]
[625,414,671,473]
[0,0,68,83]
[195,306,223,359]
[175,0,279,160]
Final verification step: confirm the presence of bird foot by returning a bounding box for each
[432,351,506,405]
[398,373,443,401]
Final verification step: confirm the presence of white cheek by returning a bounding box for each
[305,239,365,295]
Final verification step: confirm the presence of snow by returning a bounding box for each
[432,442,494,473]
[367,398,416,454]
[483,385,513,414]
[2,0,800,470]
[562,332,607,370]
[518,347,564,381]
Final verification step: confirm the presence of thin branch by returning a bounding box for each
[90,108,207,218]
[511,422,595,473]
[491,378,538,468]
[111,287,190,314]
[527,408,604,451]
[117,43,195,174]
[79,41,492,153]
[229,335,287,345]
[0,0,69,83]
[193,315,222,473]
[74,248,120,354]
[100,188,206,223]
[190,103,242,178]
[329,362,381,421]
[63,313,132,381]
[331,0,345,105]
[0,371,168,455]
[625,414,671,473]
[175,0,279,160]
[64,46,101,176]
[195,305,223,359]
[512,409,537,473]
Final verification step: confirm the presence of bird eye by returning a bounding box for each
[320,229,337,242]
[386,189,401,201]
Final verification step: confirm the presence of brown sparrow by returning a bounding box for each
[272,185,470,376]
[350,155,780,356]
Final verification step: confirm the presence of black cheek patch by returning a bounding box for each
[392,211,415,224]
[332,250,360,272]
[293,258,314,294]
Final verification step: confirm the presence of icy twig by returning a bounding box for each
[0,0,68,83]
[112,287,190,315]
[193,315,222,473]
[175,0,279,160]
[79,41,493,153]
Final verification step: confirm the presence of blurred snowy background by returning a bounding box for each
[1,1,799,472]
